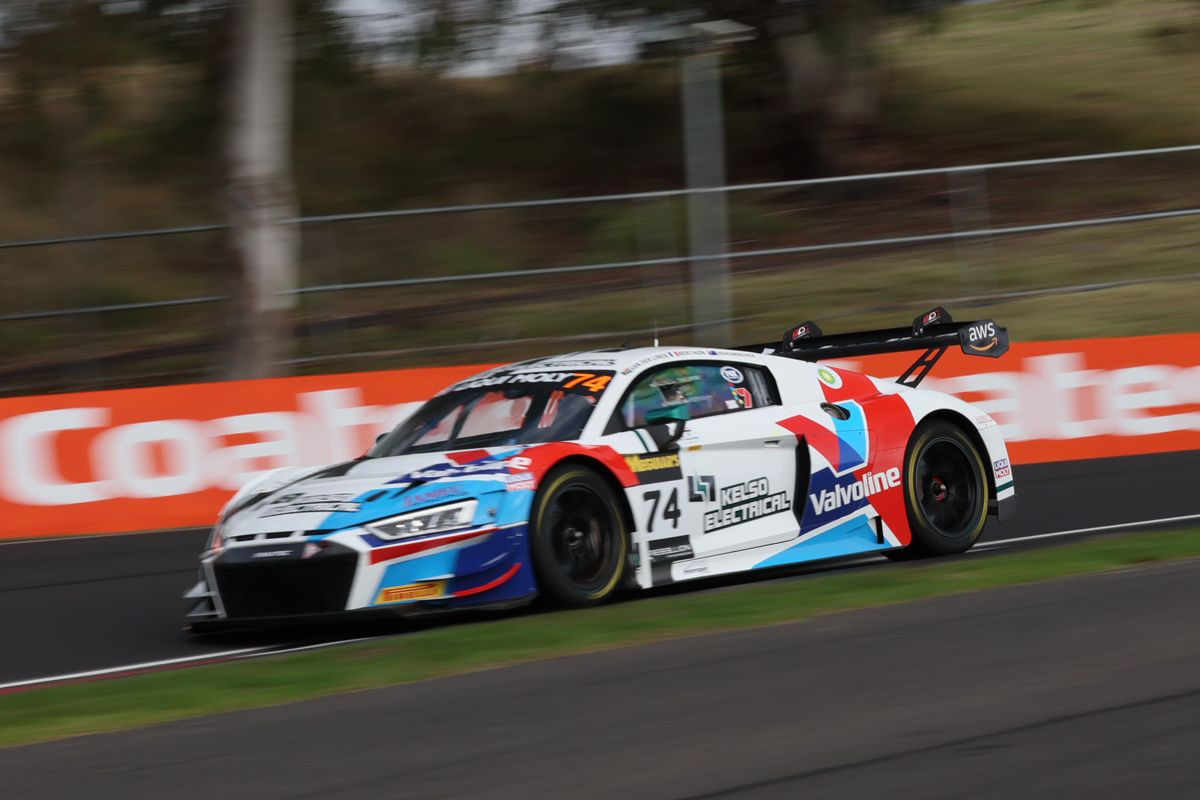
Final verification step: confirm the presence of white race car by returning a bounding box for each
[186,308,1015,627]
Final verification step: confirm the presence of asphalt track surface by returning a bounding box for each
[4,554,1198,798]
[1,450,1198,689]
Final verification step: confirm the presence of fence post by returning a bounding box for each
[631,195,689,344]
[947,167,996,295]
[681,51,733,346]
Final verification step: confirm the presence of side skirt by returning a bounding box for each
[650,511,900,586]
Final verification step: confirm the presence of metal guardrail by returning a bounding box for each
[2,144,1198,323]
[289,206,1200,295]
[0,296,226,323]
[4,143,1199,251]
[282,270,1200,368]
[3,205,1198,323]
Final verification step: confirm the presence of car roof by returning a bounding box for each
[505,346,776,374]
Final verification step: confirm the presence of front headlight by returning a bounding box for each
[366,499,479,541]
[205,521,226,556]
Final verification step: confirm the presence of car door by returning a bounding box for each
[772,365,879,536]
[616,361,801,561]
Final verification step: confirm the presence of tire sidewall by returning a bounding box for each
[903,420,990,556]
[530,465,628,607]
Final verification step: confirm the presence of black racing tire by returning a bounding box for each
[888,418,990,560]
[529,464,628,607]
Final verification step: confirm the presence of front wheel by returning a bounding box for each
[529,465,628,607]
[892,419,990,559]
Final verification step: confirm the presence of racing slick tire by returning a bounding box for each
[530,464,629,608]
[888,418,990,560]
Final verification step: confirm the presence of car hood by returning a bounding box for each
[222,450,521,536]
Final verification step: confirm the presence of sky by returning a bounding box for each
[334,0,640,75]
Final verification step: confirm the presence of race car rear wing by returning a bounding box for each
[735,307,1009,388]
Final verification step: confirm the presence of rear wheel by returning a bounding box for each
[891,419,989,559]
[530,465,628,607]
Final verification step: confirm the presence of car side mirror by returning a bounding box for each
[375,432,388,444]
[643,405,689,451]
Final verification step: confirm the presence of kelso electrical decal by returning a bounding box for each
[703,478,790,533]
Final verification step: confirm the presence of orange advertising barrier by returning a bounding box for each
[841,333,1200,464]
[0,364,493,540]
[0,333,1197,540]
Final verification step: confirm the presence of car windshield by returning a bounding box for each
[371,371,613,456]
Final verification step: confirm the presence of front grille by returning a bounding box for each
[232,531,301,543]
[213,544,357,618]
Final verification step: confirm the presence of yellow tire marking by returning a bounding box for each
[537,470,627,601]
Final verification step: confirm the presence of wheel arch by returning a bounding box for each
[539,454,637,534]
[911,408,996,506]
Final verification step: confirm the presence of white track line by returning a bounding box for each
[4,512,1198,692]
[0,647,270,691]
[0,527,206,547]
[244,636,378,657]
[973,513,1200,551]
[0,636,385,693]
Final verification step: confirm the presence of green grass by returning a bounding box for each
[886,0,1200,156]
[2,527,1199,749]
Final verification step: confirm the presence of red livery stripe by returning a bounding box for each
[447,449,493,465]
[368,528,494,565]
[453,562,523,597]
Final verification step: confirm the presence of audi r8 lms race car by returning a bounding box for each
[185,308,1016,627]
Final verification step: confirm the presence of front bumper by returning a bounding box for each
[215,540,358,618]
[186,524,536,626]
[186,540,358,623]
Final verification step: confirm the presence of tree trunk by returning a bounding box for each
[767,13,834,174]
[767,0,883,175]
[223,0,298,380]
[829,0,882,131]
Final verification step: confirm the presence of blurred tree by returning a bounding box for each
[391,0,945,174]
[0,0,359,377]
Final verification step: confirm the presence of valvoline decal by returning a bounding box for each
[781,391,915,545]
[803,466,901,532]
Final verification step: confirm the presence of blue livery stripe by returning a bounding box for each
[754,515,890,569]
[375,550,459,597]
[831,400,868,473]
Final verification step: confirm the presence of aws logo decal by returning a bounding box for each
[963,321,999,352]
[958,320,1008,358]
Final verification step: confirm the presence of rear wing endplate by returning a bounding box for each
[735,307,1009,388]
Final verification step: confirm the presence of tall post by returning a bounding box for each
[681,50,732,346]
[224,0,299,378]
[947,167,995,296]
